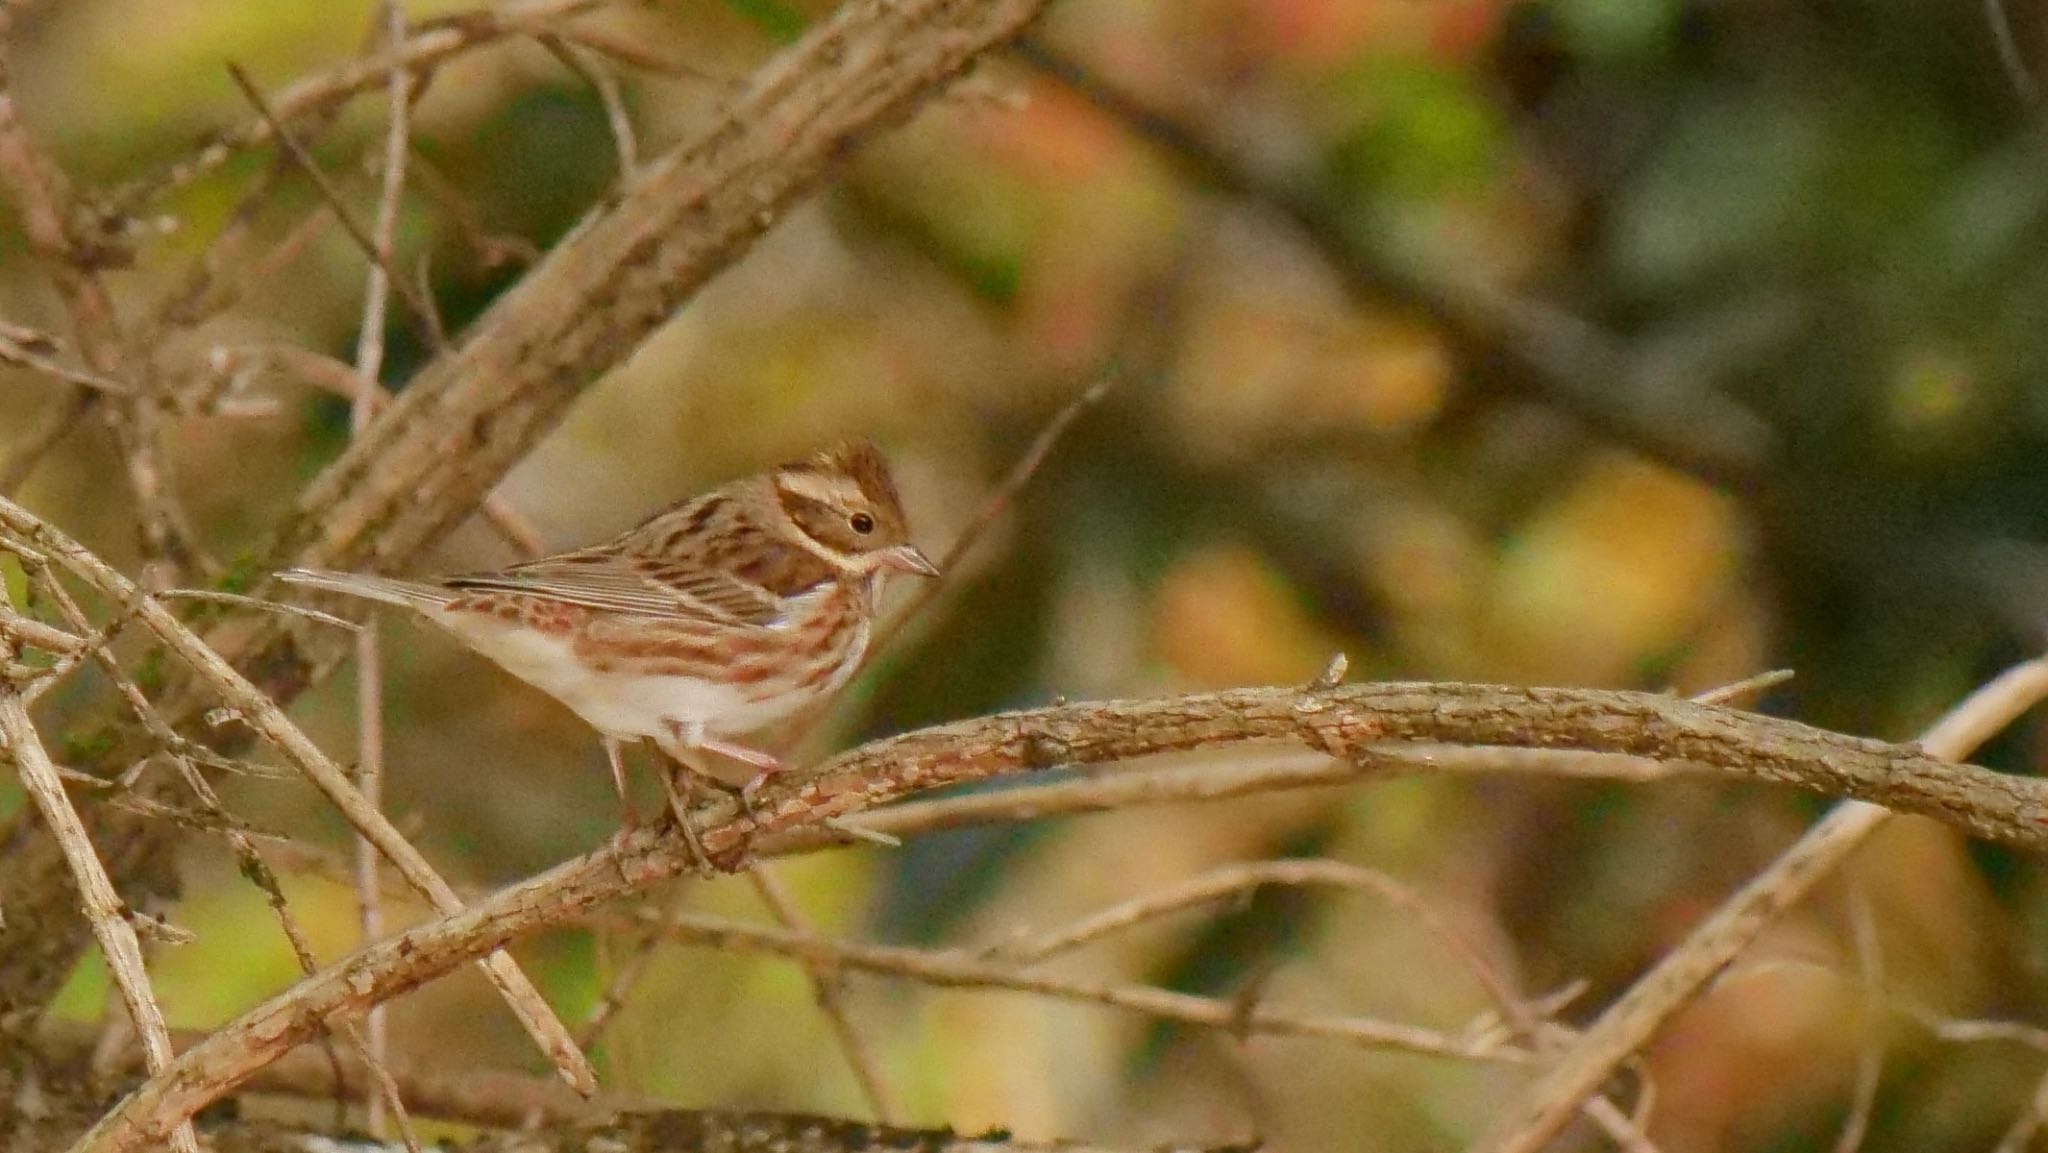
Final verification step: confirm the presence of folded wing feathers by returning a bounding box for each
[440,555,788,628]
[273,568,454,608]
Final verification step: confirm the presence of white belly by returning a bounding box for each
[428,609,858,742]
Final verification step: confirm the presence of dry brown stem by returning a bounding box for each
[0,640,199,1153]
[1473,656,2048,1153]
[0,493,597,1094]
[107,0,620,212]
[747,865,902,1122]
[199,1110,1247,1153]
[625,909,1524,1059]
[347,7,414,1136]
[67,672,2048,1152]
[0,320,127,393]
[0,0,1051,1053]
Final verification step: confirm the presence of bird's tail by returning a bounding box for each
[274,567,452,609]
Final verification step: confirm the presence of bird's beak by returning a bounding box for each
[882,544,940,578]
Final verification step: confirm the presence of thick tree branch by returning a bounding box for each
[0,0,1049,1042]
[196,1112,1247,1153]
[68,678,2048,1152]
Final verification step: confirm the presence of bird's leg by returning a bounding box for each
[657,761,714,876]
[602,736,638,831]
[694,736,785,806]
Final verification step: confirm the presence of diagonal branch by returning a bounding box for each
[0,57,197,574]
[1470,656,2048,1153]
[0,493,597,1095]
[0,650,199,1153]
[67,675,2048,1152]
[0,0,1051,1042]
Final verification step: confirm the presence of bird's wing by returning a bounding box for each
[440,550,785,628]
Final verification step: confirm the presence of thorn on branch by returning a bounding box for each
[1021,730,1071,770]
[1226,961,1277,1043]
[1306,652,1349,693]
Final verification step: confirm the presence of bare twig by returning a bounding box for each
[224,63,446,356]
[0,389,94,495]
[349,5,413,1138]
[1831,886,1883,1153]
[992,859,1520,1018]
[0,495,597,1097]
[0,639,198,1153]
[0,71,194,572]
[0,321,127,393]
[1474,656,2048,1153]
[538,33,638,177]
[70,668,2048,1152]
[195,344,547,559]
[0,0,1054,1032]
[106,0,620,211]
[153,589,360,632]
[575,880,694,1057]
[632,910,1526,1061]
[1984,0,2044,108]
[747,867,901,1122]
[0,609,85,656]
[1689,668,1794,707]
[875,370,1112,658]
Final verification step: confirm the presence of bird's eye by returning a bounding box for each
[850,512,875,535]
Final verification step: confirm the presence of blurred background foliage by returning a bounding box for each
[6,0,2048,1150]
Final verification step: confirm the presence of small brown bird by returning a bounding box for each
[279,440,938,831]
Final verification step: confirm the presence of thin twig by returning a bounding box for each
[0,495,597,1096]
[201,343,547,560]
[537,33,638,177]
[224,63,447,356]
[0,389,94,495]
[0,609,85,656]
[106,0,619,212]
[0,637,199,1153]
[574,879,693,1058]
[992,858,1522,1018]
[1831,886,1883,1153]
[876,370,1113,658]
[350,4,413,1138]
[630,910,1528,1063]
[1689,668,1794,707]
[0,321,128,393]
[1474,656,2048,1153]
[1984,0,2044,108]
[747,866,901,1122]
